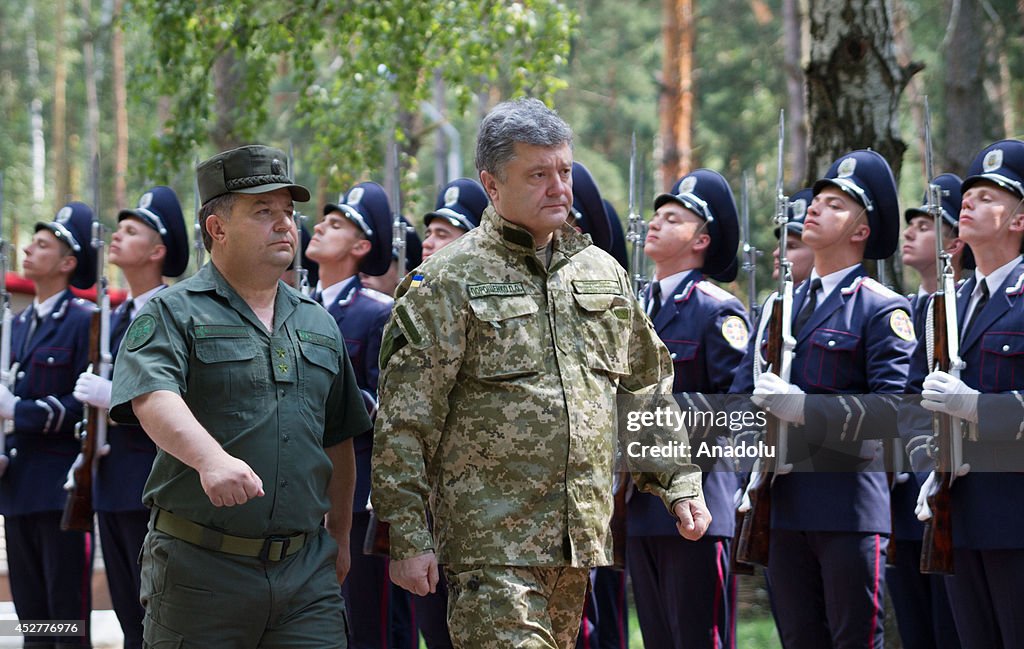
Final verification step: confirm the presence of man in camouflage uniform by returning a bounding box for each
[371,98,711,649]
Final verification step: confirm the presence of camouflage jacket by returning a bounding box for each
[371,208,702,566]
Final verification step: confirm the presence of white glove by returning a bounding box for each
[736,459,762,513]
[0,385,18,419]
[752,372,806,424]
[64,453,86,491]
[921,370,979,423]
[915,471,937,521]
[74,372,112,410]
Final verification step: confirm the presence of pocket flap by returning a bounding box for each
[981,332,1024,356]
[195,338,257,364]
[468,295,539,322]
[809,328,860,352]
[665,339,699,362]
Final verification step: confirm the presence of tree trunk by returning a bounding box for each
[53,0,69,208]
[211,47,245,151]
[803,0,919,184]
[81,0,100,202]
[111,0,128,211]
[659,0,695,190]
[783,0,807,188]
[943,0,985,176]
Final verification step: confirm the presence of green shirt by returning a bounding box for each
[372,209,702,566]
[110,263,371,536]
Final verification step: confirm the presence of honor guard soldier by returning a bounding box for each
[774,188,815,286]
[602,199,630,270]
[902,140,1024,648]
[360,214,421,297]
[0,202,98,648]
[734,150,916,649]
[70,186,188,649]
[567,161,628,649]
[889,175,965,649]
[421,178,489,261]
[283,221,321,291]
[627,169,748,649]
[306,182,415,649]
[372,98,710,649]
[109,145,371,648]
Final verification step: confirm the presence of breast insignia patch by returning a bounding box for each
[890,309,915,342]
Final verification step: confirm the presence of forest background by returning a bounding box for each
[0,0,1016,309]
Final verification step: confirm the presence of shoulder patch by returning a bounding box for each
[125,314,157,351]
[890,309,915,342]
[359,287,395,305]
[721,315,749,350]
[695,280,736,303]
[859,277,900,300]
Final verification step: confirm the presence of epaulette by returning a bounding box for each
[360,287,395,305]
[693,280,736,303]
[842,276,899,300]
[1006,270,1024,297]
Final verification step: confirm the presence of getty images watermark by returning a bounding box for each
[624,404,771,460]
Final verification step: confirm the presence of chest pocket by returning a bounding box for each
[664,339,699,391]
[28,347,74,396]
[192,333,264,427]
[573,292,631,376]
[466,295,541,380]
[802,328,860,390]
[979,332,1024,391]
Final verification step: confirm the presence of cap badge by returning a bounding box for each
[347,186,364,205]
[56,206,73,223]
[679,176,698,195]
[983,149,1003,173]
[838,157,857,178]
[791,198,808,219]
[139,192,153,209]
[444,186,460,207]
[271,158,284,175]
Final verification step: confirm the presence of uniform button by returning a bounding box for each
[16,371,24,380]
[1004,345,1011,352]
[283,435,290,442]
[827,340,836,347]
[9,449,16,458]
[47,356,55,364]
[670,353,678,360]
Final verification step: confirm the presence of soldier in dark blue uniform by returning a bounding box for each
[627,169,748,649]
[734,150,916,649]
[70,186,188,649]
[903,140,1024,649]
[306,182,413,649]
[0,203,98,648]
[421,178,488,262]
[888,175,966,649]
[360,214,421,298]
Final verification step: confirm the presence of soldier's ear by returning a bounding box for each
[479,170,499,203]
[206,214,228,244]
[150,243,167,264]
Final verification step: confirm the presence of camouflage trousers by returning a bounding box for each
[445,564,590,649]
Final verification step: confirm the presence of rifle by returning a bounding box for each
[193,156,205,271]
[734,111,794,568]
[389,141,409,283]
[0,173,12,477]
[292,212,310,296]
[62,155,111,532]
[920,97,965,575]
[626,133,649,309]
[740,171,761,320]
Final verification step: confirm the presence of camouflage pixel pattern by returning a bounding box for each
[445,564,590,649]
[371,207,703,566]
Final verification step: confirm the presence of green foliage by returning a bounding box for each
[128,0,575,188]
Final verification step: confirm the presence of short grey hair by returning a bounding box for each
[475,98,573,181]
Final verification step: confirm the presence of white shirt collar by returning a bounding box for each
[124,284,167,321]
[808,263,860,302]
[318,275,357,307]
[653,269,699,305]
[973,255,1022,297]
[32,291,65,319]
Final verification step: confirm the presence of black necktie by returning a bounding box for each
[21,310,42,357]
[649,282,662,320]
[962,279,989,341]
[111,299,134,346]
[794,278,822,334]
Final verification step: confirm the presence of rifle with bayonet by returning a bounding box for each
[626,133,649,310]
[0,173,12,477]
[193,157,205,271]
[734,111,795,568]
[740,171,761,320]
[920,97,964,575]
[62,155,111,532]
[390,141,410,283]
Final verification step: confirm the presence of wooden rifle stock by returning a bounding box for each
[733,297,784,568]
[61,310,101,532]
[921,292,955,574]
[362,511,391,558]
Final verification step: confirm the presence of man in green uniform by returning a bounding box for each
[371,98,711,649]
[110,144,371,648]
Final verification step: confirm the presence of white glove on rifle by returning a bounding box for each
[915,471,937,522]
[752,372,806,425]
[74,372,112,410]
[735,459,762,514]
[0,385,18,419]
[921,370,979,423]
